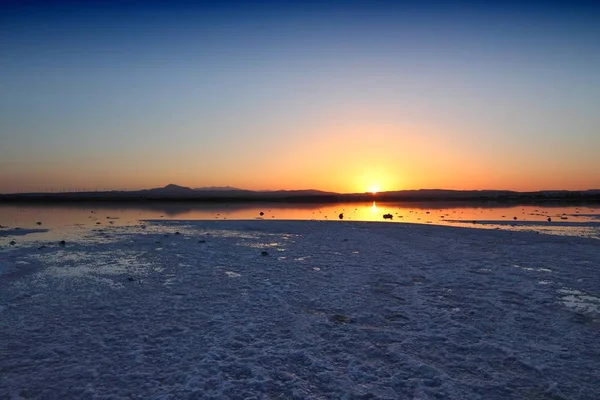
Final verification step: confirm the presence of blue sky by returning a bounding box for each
[1,1,599,193]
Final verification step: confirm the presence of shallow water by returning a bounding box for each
[0,202,599,243]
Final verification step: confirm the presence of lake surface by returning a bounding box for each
[1,202,599,243]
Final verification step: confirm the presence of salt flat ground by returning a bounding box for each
[1,221,599,399]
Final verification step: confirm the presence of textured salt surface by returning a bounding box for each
[1,220,599,399]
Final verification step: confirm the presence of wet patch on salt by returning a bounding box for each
[558,288,600,317]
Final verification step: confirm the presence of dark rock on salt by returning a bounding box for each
[513,217,517,220]
[175,232,181,235]
[198,240,206,243]
[331,314,353,324]
[9,240,16,246]
[36,222,42,225]
[260,212,264,216]
[261,251,269,256]
[548,217,552,222]
[338,213,344,220]
[383,213,393,220]
[127,277,135,282]
[59,240,66,246]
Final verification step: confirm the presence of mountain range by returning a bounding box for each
[1,184,599,203]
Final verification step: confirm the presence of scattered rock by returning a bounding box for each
[331,314,353,324]
[36,222,42,225]
[59,240,66,246]
[96,222,101,225]
[513,217,517,220]
[338,213,344,220]
[261,251,269,256]
[127,277,135,282]
[260,212,264,216]
[175,232,181,235]
[198,240,206,244]
[9,240,16,246]
[383,213,393,220]
[547,217,552,222]
[38,245,47,250]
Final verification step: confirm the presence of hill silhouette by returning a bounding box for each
[0,185,599,204]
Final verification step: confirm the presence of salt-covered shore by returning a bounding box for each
[1,220,599,399]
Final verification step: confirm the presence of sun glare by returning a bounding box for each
[369,185,380,194]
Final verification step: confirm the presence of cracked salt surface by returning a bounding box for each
[1,220,599,399]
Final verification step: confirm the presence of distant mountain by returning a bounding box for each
[141,184,195,194]
[371,189,518,199]
[194,186,243,191]
[260,189,339,196]
[1,185,599,203]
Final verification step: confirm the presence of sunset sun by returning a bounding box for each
[368,184,381,194]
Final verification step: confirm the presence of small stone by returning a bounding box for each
[127,277,135,282]
[260,212,264,216]
[513,217,517,220]
[198,240,206,243]
[547,217,552,222]
[59,240,66,246]
[383,213,393,220]
[261,251,269,256]
[174,232,181,235]
[38,245,47,250]
[36,222,42,225]
[9,240,16,246]
[338,213,344,220]
[331,314,352,324]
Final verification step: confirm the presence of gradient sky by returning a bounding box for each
[1,0,599,194]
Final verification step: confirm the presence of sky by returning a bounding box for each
[1,0,599,194]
